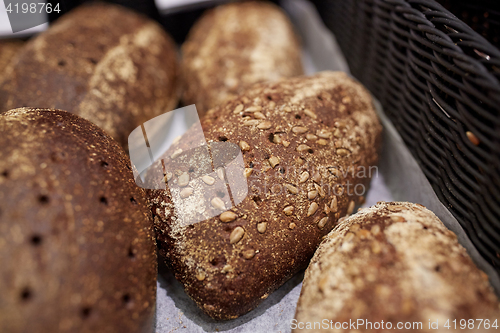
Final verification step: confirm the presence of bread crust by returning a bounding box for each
[0,3,179,147]
[0,39,24,81]
[148,71,382,319]
[181,1,303,116]
[0,108,157,333]
[294,201,500,333]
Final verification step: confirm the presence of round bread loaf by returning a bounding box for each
[294,201,500,333]
[0,3,179,147]
[0,108,157,333]
[148,71,381,319]
[0,39,24,81]
[181,1,303,116]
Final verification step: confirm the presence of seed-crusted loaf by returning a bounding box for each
[181,1,303,117]
[148,71,382,319]
[0,108,157,333]
[0,39,24,81]
[294,201,500,333]
[0,3,179,147]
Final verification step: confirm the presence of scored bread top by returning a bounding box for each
[294,201,500,332]
[0,108,157,333]
[0,3,179,147]
[181,1,303,116]
[148,71,382,319]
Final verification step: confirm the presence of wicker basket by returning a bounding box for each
[311,0,500,273]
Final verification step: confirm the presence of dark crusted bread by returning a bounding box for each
[181,1,303,117]
[0,108,157,333]
[0,3,179,147]
[148,71,382,319]
[294,201,500,333]
[0,39,24,80]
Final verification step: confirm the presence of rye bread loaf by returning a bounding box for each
[0,39,24,80]
[147,71,382,319]
[0,3,179,147]
[181,1,303,116]
[294,201,500,333]
[0,108,157,333]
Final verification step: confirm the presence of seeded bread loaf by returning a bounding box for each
[0,3,179,147]
[294,201,500,333]
[0,39,24,82]
[181,1,303,117]
[0,108,157,333]
[148,71,382,319]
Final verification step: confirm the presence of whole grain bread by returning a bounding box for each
[181,1,303,117]
[294,201,500,333]
[0,3,179,147]
[0,39,24,81]
[0,108,157,333]
[148,71,382,319]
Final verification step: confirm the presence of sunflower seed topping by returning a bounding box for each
[317,129,332,139]
[257,222,267,233]
[233,104,244,114]
[244,168,253,178]
[317,139,328,145]
[268,156,280,168]
[292,126,308,134]
[178,172,190,187]
[304,109,317,119]
[330,197,338,212]
[245,106,262,112]
[239,141,251,151]
[307,190,318,200]
[318,217,328,229]
[211,197,226,211]
[220,211,237,222]
[202,175,215,185]
[307,202,319,217]
[230,227,245,244]
[243,119,260,126]
[180,187,193,198]
[337,148,350,156]
[285,184,298,194]
[283,206,294,216]
[171,148,183,159]
[297,144,311,152]
[299,171,310,183]
[347,200,355,215]
[243,249,256,259]
[254,112,266,119]
[257,121,272,130]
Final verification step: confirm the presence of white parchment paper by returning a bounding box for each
[155,0,498,332]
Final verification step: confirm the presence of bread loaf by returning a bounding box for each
[0,108,157,333]
[0,39,24,80]
[294,201,500,333]
[148,71,381,319]
[0,3,179,147]
[181,1,303,116]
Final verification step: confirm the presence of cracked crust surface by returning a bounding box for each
[0,108,157,333]
[181,1,303,116]
[294,201,500,333]
[148,71,382,319]
[0,3,179,147]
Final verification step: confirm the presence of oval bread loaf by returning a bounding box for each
[148,71,382,319]
[0,108,157,333]
[0,3,179,147]
[181,1,303,116]
[294,201,500,333]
